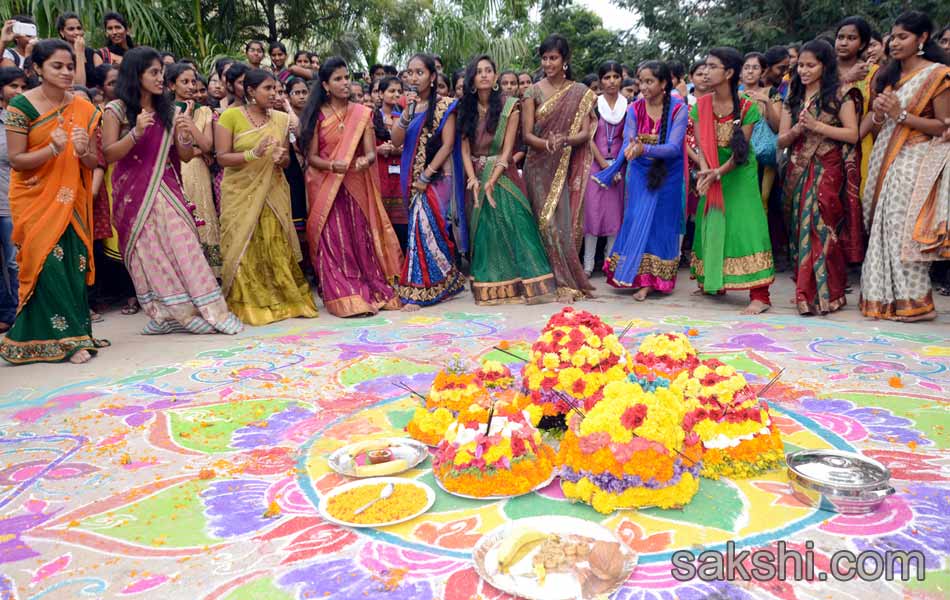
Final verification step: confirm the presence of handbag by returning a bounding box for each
[751,120,778,167]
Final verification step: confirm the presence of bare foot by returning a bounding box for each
[68,349,93,364]
[741,300,771,315]
[633,287,652,302]
[401,303,421,312]
[895,310,937,322]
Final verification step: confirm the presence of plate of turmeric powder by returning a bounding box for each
[319,477,435,528]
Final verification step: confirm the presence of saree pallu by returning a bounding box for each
[0,95,107,364]
[469,97,555,305]
[107,102,241,335]
[860,64,950,319]
[218,108,317,325]
[597,98,687,292]
[396,96,466,306]
[783,104,850,315]
[689,96,775,293]
[523,82,596,299]
[305,103,402,317]
[181,105,222,276]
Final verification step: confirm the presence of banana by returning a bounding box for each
[354,458,408,477]
[497,528,548,574]
[533,561,546,585]
[346,439,392,458]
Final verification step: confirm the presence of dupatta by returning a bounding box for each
[6,94,100,309]
[106,101,197,265]
[305,103,403,282]
[398,97,468,253]
[218,109,299,294]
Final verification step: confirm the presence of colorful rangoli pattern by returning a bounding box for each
[1,311,948,599]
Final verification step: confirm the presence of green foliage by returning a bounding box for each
[615,0,950,64]
[531,3,627,76]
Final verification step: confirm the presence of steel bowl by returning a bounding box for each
[786,449,894,514]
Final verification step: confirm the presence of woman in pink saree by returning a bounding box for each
[300,57,403,317]
[102,47,241,335]
[522,35,596,301]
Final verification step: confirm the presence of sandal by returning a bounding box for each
[936,283,950,296]
[89,310,104,323]
[121,300,140,315]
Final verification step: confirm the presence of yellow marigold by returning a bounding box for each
[542,352,560,369]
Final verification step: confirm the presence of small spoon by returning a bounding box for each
[353,482,394,515]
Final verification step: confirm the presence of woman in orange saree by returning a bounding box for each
[522,35,595,302]
[858,12,950,322]
[0,41,108,364]
[300,58,402,317]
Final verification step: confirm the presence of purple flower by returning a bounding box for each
[561,458,701,493]
[800,398,929,446]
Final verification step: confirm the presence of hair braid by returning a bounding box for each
[729,85,749,165]
[645,83,672,190]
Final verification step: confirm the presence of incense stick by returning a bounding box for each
[393,381,426,401]
[757,367,785,397]
[617,320,634,341]
[492,346,529,363]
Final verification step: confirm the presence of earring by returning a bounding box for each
[917,43,925,56]
[249,97,256,105]
[563,63,568,71]
[492,82,499,91]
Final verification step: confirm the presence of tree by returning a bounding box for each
[530,3,628,76]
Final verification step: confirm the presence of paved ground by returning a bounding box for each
[3,268,948,389]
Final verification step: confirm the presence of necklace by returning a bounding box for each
[243,105,267,129]
[327,101,348,131]
[39,86,69,125]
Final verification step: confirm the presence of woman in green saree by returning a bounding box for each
[459,55,555,305]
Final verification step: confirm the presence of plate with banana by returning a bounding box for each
[472,516,637,600]
[327,437,430,478]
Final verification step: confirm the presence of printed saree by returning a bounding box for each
[597,97,687,292]
[860,63,950,320]
[218,107,318,325]
[469,97,555,305]
[523,82,596,300]
[0,95,108,363]
[782,94,852,315]
[395,96,466,306]
[107,101,241,335]
[306,103,403,317]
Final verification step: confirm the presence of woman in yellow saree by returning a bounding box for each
[0,40,108,364]
[300,58,402,317]
[215,68,318,325]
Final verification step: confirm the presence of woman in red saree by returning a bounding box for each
[299,57,403,317]
[779,40,859,315]
[0,41,107,364]
[522,35,595,302]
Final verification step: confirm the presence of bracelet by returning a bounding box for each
[419,171,432,184]
[244,149,258,163]
[129,129,139,144]
[896,110,908,124]
[871,113,886,126]
[494,160,508,171]
[177,134,194,147]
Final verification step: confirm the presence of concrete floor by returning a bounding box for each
[2,267,947,394]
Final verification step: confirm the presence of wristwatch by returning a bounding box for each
[896,110,908,124]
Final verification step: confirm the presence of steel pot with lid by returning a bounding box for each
[786,449,895,514]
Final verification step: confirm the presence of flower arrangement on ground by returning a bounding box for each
[432,406,556,497]
[674,358,784,479]
[558,379,703,513]
[521,308,633,429]
[633,332,700,380]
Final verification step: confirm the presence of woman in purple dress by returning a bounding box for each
[582,61,626,277]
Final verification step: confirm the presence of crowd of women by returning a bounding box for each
[0,9,947,365]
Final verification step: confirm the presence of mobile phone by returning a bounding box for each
[12,22,37,37]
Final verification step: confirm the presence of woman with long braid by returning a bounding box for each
[596,61,687,300]
[690,47,775,314]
